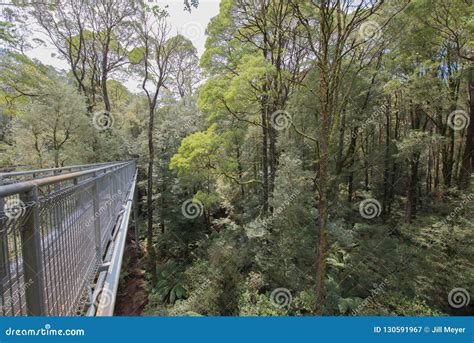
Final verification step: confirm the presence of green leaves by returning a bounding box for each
[128,47,146,64]
[155,261,188,305]
[170,124,221,180]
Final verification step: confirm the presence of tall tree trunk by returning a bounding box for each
[316,108,329,314]
[382,98,391,218]
[101,34,111,113]
[405,106,424,223]
[363,135,370,191]
[315,0,330,314]
[347,128,358,203]
[442,128,455,188]
[269,120,276,213]
[388,104,400,216]
[459,65,474,188]
[159,147,166,234]
[335,111,345,175]
[405,153,420,223]
[261,99,269,215]
[147,105,157,284]
[236,145,245,197]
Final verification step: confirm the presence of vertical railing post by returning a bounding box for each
[20,187,45,316]
[92,172,102,260]
[0,176,7,280]
[53,170,60,192]
[133,185,139,249]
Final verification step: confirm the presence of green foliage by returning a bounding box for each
[2,0,473,319]
[170,124,221,180]
[239,283,289,316]
[154,260,188,305]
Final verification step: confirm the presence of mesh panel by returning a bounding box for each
[0,161,135,316]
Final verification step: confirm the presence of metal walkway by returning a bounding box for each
[0,161,138,316]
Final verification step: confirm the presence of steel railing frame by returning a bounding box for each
[0,161,134,198]
[0,161,124,185]
[93,170,137,316]
[0,160,137,316]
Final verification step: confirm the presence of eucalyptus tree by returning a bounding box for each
[84,0,137,113]
[289,0,410,312]
[29,0,137,113]
[201,0,308,215]
[13,79,90,168]
[130,3,188,283]
[29,0,95,110]
[168,34,201,99]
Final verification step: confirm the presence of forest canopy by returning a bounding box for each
[0,0,473,316]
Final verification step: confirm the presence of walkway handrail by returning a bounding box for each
[0,160,134,198]
[95,170,137,316]
[0,160,138,316]
[0,161,122,178]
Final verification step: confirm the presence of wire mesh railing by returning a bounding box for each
[0,160,136,316]
[0,161,121,186]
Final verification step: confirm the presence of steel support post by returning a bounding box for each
[92,172,102,259]
[133,185,139,249]
[0,176,7,281]
[20,187,46,316]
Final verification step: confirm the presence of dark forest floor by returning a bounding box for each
[114,230,148,316]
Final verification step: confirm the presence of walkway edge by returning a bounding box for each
[95,171,138,316]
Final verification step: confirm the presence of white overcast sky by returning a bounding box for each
[17,0,221,92]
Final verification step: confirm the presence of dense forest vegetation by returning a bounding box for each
[0,0,473,316]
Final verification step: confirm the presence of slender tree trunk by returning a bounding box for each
[315,0,330,314]
[261,100,269,215]
[442,127,455,188]
[269,119,276,213]
[434,150,440,195]
[363,135,370,191]
[147,105,157,284]
[316,108,329,314]
[405,106,423,223]
[101,38,111,113]
[382,98,391,218]
[335,111,345,175]
[102,75,111,113]
[405,153,420,223]
[236,145,245,197]
[459,65,474,188]
[347,128,358,203]
[388,106,400,216]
